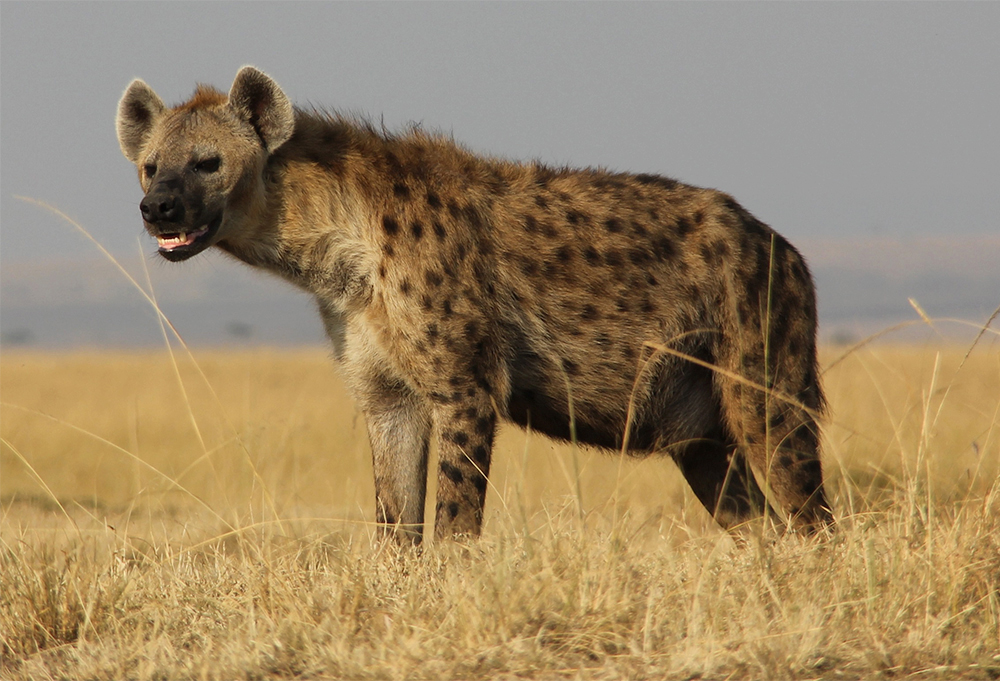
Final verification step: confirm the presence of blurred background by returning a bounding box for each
[2,2,998,349]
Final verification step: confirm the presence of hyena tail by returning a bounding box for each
[715,225,834,534]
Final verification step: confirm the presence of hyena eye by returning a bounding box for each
[143,163,157,178]
[193,157,221,174]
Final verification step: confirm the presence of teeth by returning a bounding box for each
[156,224,212,250]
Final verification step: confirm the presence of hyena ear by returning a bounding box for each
[228,66,295,153]
[116,79,166,164]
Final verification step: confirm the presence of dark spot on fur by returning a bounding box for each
[411,221,424,240]
[583,246,601,265]
[400,279,411,295]
[451,431,469,447]
[562,358,580,375]
[604,249,623,268]
[645,272,658,286]
[441,460,465,484]
[427,192,442,210]
[520,257,540,277]
[384,243,395,257]
[475,416,493,435]
[384,151,403,174]
[676,216,695,237]
[534,195,548,209]
[801,459,822,475]
[523,215,538,234]
[433,221,446,241]
[631,221,648,237]
[378,264,386,279]
[393,182,410,199]
[542,222,559,239]
[604,217,622,233]
[382,216,400,237]
[448,200,462,219]
[615,298,630,313]
[653,236,675,262]
[641,297,657,314]
[556,245,573,263]
[463,205,485,232]
[567,210,588,225]
[426,322,439,340]
[581,304,599,321]
[465,320,479,337]
[443,299,453,316]
[425,269,443,287]
[472,445,489,465]
[628,248,650,265]
[447,502,460,520]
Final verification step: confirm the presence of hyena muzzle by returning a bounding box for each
[117,66,834,543]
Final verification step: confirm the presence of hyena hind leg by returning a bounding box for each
[755,411,834,534]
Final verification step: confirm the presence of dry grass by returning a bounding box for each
[2,337,999,679]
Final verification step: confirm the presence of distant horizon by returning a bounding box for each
[3,231,997,351]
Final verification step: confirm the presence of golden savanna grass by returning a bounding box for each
[2,334,999,680]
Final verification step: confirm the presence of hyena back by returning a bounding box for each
[117,67,833,543]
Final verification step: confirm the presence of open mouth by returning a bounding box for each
[155,214,222,262]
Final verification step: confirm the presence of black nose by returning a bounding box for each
[140,192,184,224]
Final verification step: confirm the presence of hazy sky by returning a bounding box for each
[2,2,999,267]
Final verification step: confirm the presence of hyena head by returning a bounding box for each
[116,66,294,261]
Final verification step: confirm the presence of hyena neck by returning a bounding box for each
[219,112,393,313]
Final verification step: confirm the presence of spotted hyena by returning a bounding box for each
[117,66,833,543]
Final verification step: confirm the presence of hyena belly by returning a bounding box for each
[503,322,721,453]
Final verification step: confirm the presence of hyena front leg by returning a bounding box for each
[430,382,498,539]
[354,369,432,544]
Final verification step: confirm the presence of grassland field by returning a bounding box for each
[2,336,999,679]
